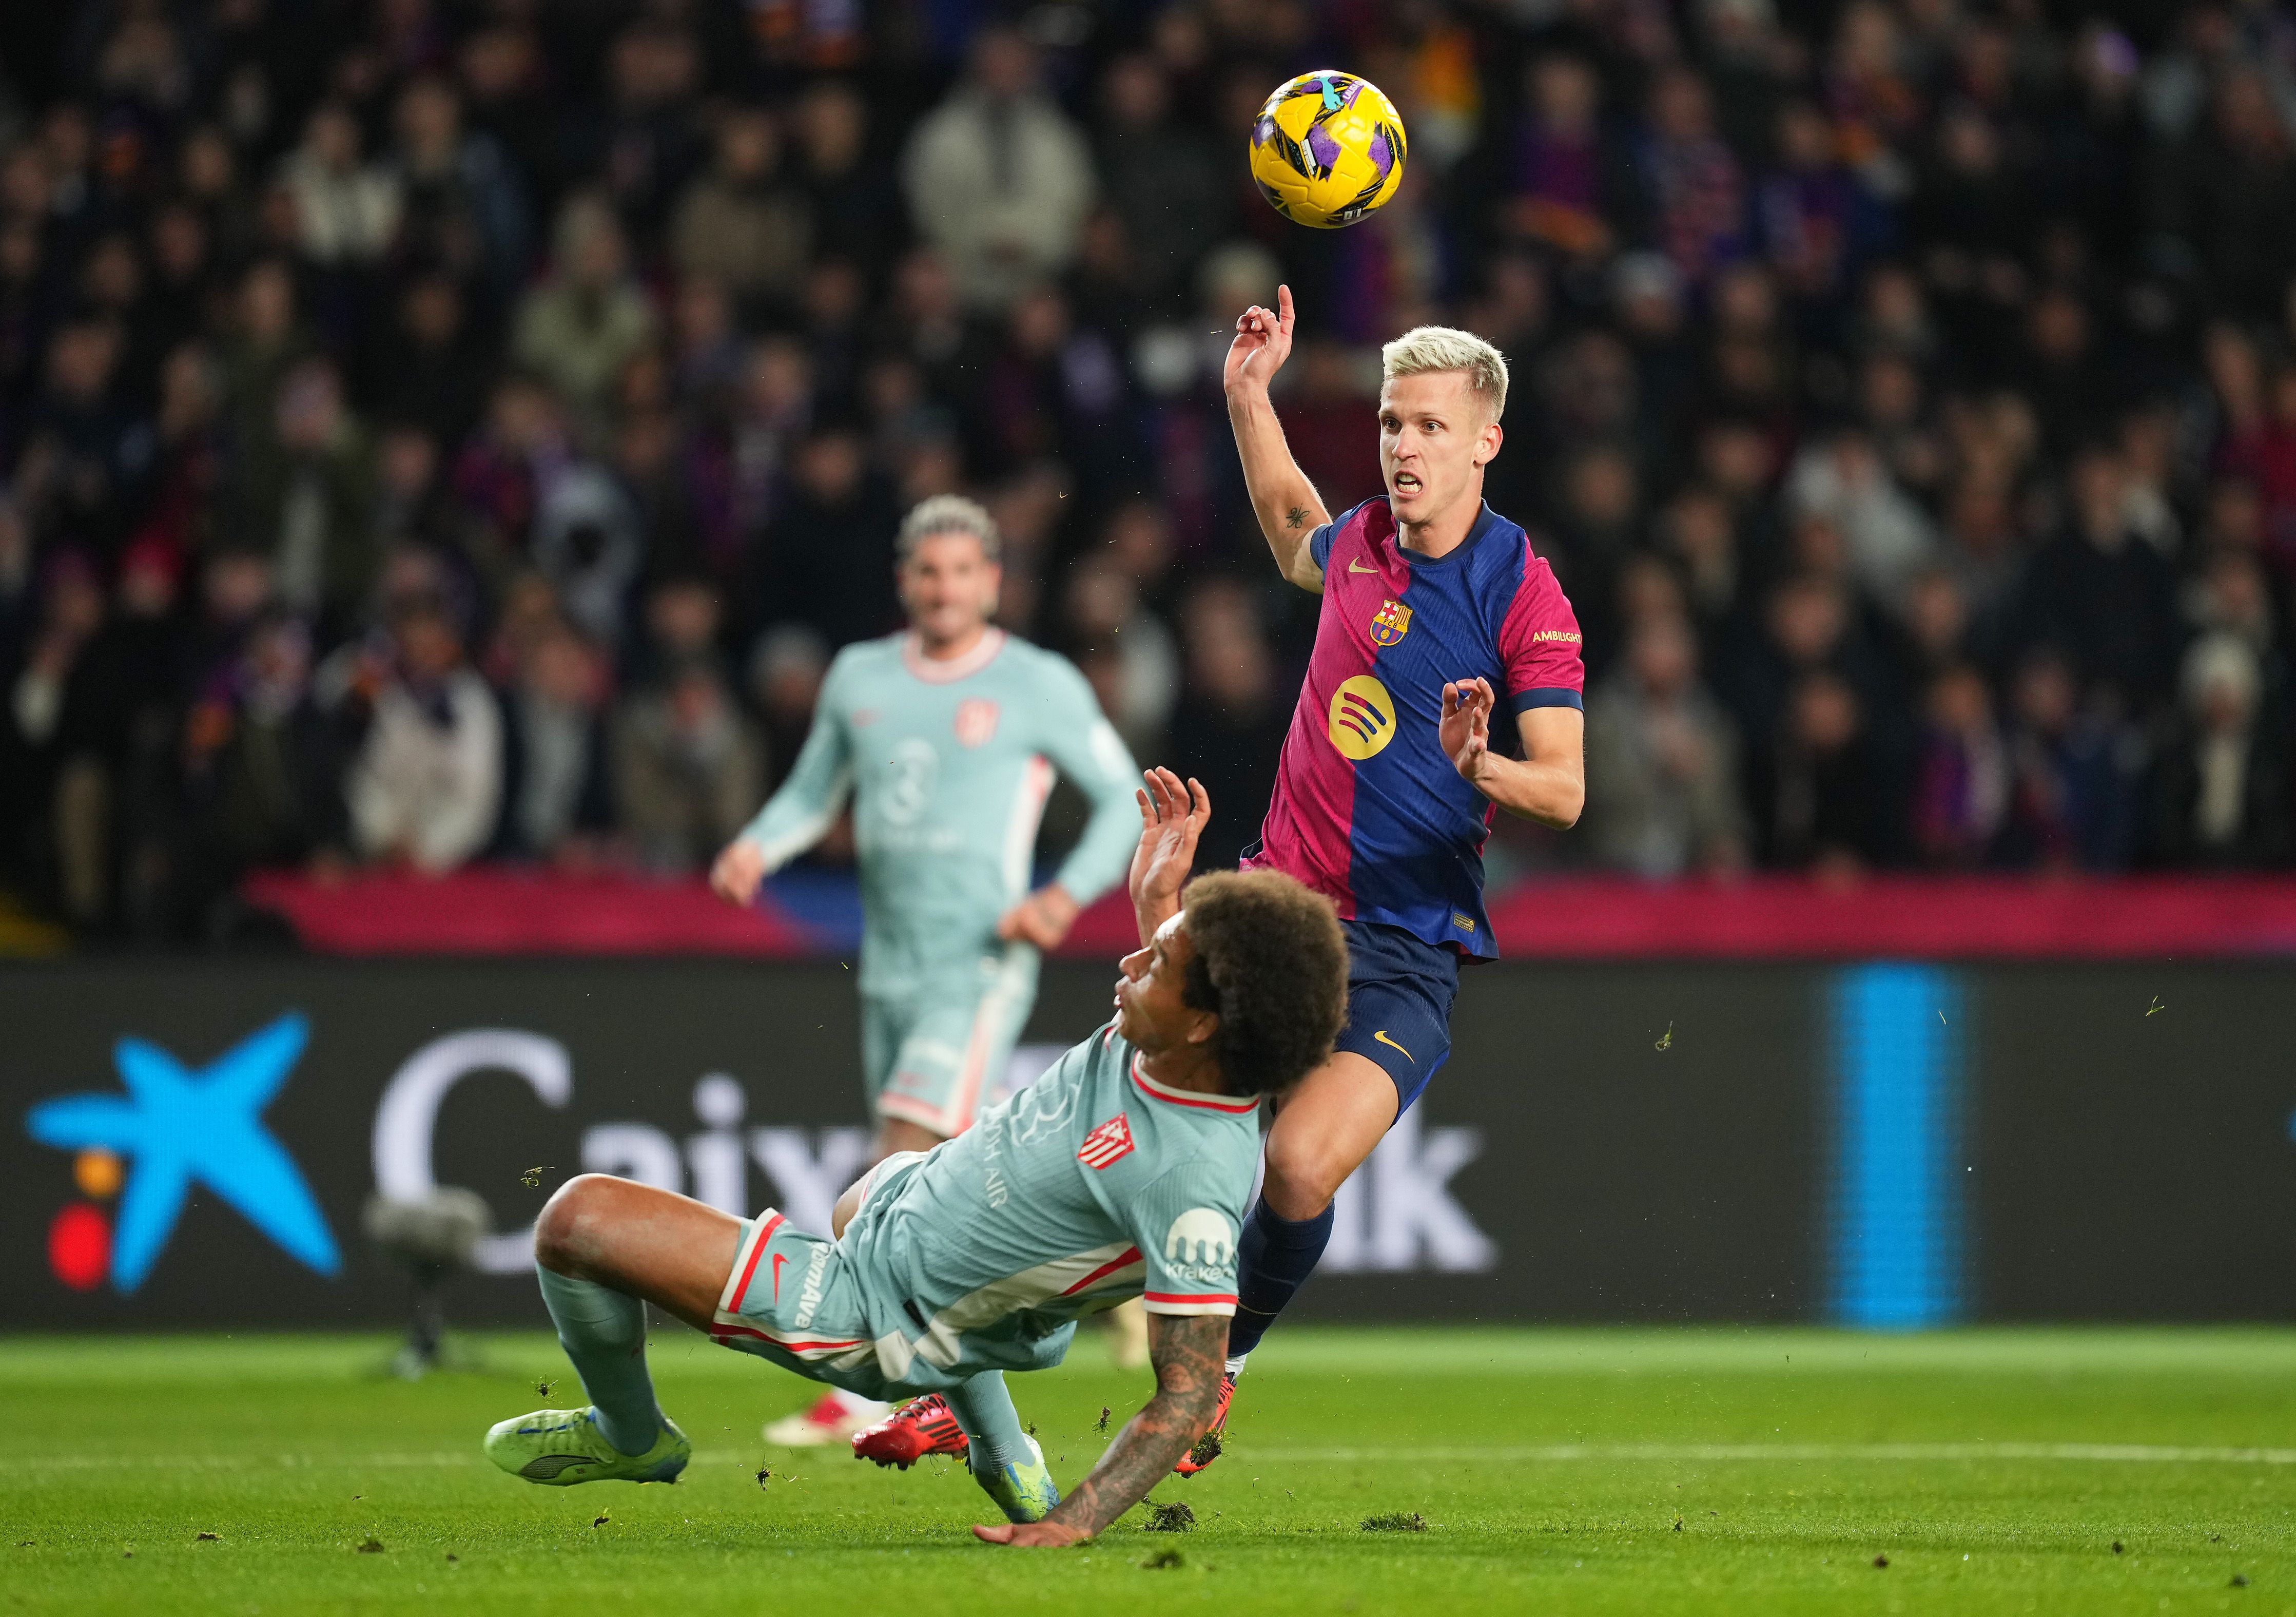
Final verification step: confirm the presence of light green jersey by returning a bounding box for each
[741,630,1140,995]
[709,1021,1259,1394]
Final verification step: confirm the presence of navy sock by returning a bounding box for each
[1226,1196,1335,1362]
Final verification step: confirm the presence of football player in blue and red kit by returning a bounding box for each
[1178,287,1587,1470]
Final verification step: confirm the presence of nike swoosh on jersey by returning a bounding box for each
[771,1253,787,1300]
[1373,1030,1414,1062]
[1348,558,1379,573]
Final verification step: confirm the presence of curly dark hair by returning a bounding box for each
[1178,870,1348,1098]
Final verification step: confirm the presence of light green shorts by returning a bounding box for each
[861,944,1040,1138]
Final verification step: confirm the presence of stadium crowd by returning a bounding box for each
[3,0,2296,944]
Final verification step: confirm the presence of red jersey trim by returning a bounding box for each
[1128,1056,1261,1112]
[710,1321,867,1352]
[723,1212,784,1314]
[1059,1246,1145,1296]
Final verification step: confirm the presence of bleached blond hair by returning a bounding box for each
[1380,326,1509,424]
[896,493,1001,563]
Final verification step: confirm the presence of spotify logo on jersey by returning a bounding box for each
[1327,674,1396,760]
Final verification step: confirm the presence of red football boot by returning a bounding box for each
[850,1394,971,1470]
[1172,1373,1237,1475]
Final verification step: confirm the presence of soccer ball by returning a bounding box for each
[1248,70,1408,229]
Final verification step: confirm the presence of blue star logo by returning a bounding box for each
[25,1013,340,1292]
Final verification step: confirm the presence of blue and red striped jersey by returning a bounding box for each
[1243,497,1584,958]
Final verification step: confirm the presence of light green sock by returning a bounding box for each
[535,1266,661,1456]
[944,1371,1032,1473]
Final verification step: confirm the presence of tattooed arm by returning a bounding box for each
[1222,284,1330,592]
[971,1312,1227,1546]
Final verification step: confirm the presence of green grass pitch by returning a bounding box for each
[7,1326,2294,1614]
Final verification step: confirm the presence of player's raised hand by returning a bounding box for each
[1128,766,1211,923]
[1221,283,1296,397]
[1441,678,1496,787]
[708,836,768,907]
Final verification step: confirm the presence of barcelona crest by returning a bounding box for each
[1369,598,1413,647]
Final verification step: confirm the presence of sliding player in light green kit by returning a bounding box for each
[485,771,1350,1543]
[711,494,1145,1443]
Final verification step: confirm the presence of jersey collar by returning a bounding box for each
[1130,1055,1261,1113]
[1372,496,1500,570]
[901,627,1006,683]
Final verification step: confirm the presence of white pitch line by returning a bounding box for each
[19,1442,2296,1472]
[1252,1442,2296,1466]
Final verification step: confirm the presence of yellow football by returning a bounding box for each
[1247,70,1408,229]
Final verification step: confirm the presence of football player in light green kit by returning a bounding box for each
[484,770,1350,1543]
[710,493,1144,1441]
[713,494,1140,1153]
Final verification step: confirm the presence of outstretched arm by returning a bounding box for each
[972,1311,1227,1546]
[709,696,852,906]
[1223,284,1330,593]
[1127,766,1210,948]
[1441,679,1585,829]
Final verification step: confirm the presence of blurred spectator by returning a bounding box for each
[20,319,152,556]
[0,499,34,675]
[2,552,128,925]
[366,274,491,446]
[388,73,530,305]
[496,614,612,863]
[530,458,641,652]
[279,101,401,266]
[2012,445,2180,713]
[613,577,761,873]
[179,611,347,924]
[2149,632,2292,867]
[228,357,375,639]
[1094,54,1219,311]
[1275,338,1383,516]
[796,82,902,272]
[1168,576,1286,872]
[670,108,812,312]
[1640,66,1747,287]
[1061,556,1178,761]
[1784,429,1936,613]
[1494,53,1636,264]
[903,27,1094,309]
[1911,664,2009,868]
[1998,647,2137,871]
[1586,614,1748,877]
[341,590,501,872]
[753,424,899,650]
[1758,99,1878,307]
[513,195,656,424]
[2150,66,2296,320]
[746,622,829,790]
[1759,669,1885,873]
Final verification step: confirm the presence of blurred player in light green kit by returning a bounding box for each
[710,494,1145,1443]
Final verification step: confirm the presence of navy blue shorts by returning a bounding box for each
[1334,919,1459,1115]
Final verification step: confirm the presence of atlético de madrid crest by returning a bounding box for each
[1370,597,1413,647]
[954,698,1000,747]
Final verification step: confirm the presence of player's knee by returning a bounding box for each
[534,1173,618,1272]
[831,1179,864,1240]
[1260,1132,1349,1218]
